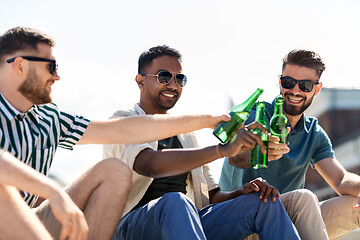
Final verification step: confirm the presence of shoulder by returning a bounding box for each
[36,102,61,116]
[110,108,138,119]
[304,115,323,132]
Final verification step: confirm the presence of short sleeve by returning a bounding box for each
[311,125,335,165]
[58,111,90,150]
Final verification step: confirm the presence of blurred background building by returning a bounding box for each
[304,87,360,239]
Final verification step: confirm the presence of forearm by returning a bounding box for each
[0,150,61,200]
[79,114,226,145]
[209,187,242,204]
[134,145,224,178]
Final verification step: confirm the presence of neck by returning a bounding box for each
[138,101,167,115]
[0,84,32,113]
[285,113,303,128]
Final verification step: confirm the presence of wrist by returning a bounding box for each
[215,144,225,158]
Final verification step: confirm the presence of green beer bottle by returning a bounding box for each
[250,101,268,169]
[270,95,288,144]
[213,88,264,143]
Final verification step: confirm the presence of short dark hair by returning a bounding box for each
[138,45,182,74]
[282,49,326,77]
[0,27,55,63]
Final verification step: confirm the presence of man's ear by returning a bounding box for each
[315,82,322,96]
[12,57,27,78]
[135,74,145,91]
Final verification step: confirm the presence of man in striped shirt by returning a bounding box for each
[0,27,231,240]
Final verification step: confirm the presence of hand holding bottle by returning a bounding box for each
[267,129,291,161]
[218,122,268,158]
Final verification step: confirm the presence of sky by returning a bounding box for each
[1,0,360,184]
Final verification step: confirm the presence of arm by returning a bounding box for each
[209,177,280,204]
[0,150,88,240]
[134,122,268,178]
[78,114,230,145]
[314,157,360,201]
[228,135,290,168]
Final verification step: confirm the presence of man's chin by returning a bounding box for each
[26,95,52,105]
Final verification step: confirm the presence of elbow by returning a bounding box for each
[134,161,164,178]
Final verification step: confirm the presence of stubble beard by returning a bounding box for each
[283,92,315,116]
[18,69,52,104]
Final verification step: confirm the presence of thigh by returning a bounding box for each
[65,158,131,210]
[199,192,261,240]
[280,189,328,240]
[320,195,358,240]
[113,192,205,240]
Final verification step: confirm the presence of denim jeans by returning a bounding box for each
[112,192,300,240]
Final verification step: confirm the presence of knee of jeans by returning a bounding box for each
[158,192,194,209]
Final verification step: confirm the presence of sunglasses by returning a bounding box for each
[141,70,187,88]
[7,56,58,76]
[280,75,319,92]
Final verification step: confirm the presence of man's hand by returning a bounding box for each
[220,122,268,157]
[353,193,360,210]
[241,177,280,203]
[208,114,231,129]
[268,135,290,161]
[268,126,291,160]
[48,190,88,240]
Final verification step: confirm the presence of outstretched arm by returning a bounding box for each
[78,114,230,145]
[134,122,267,178]
[0,150,88,240]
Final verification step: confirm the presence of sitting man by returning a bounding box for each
[104,45,302,240]
[0,27,234,240]
[220,49,359,240]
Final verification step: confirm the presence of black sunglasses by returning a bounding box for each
[141,70,187,88]
[280,75,319,92]
[7,56,58,76]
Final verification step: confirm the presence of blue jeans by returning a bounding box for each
[112,192,300,240]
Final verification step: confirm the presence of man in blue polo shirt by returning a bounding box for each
[220,49,360,240]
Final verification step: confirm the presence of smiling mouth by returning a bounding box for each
[161,92,176,98]
[286,95,303,104]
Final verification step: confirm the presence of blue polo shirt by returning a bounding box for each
[219,99,335,194]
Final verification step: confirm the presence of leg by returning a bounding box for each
[112,192,206,240]
[280,189,329,240]
[65,158,132,240]
[199,192,300,240]
[0,185,53,240]
[320,195,359,240]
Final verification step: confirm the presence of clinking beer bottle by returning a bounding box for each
[250,102,268,169]
[270,95,288,144]
[213,88,264,143]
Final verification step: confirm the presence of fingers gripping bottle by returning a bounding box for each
[213,88,264,143]
[250,102,269,169]
[270,95,288,144]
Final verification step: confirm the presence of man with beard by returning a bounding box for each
[104,45,302,240]
[0,27,236,240]
[219,49,360,240]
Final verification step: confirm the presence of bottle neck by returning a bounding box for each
[231,88,263,113]
[274,101,284,116]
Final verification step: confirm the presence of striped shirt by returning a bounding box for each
[0,92,90,207]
